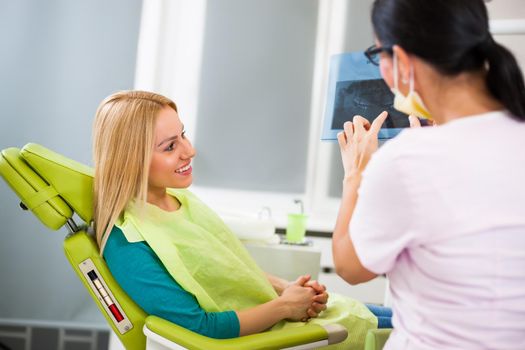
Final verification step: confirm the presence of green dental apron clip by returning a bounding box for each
[117,189,377,349]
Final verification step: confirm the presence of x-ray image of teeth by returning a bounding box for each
[322,52,412,140]
[332,79,409,130]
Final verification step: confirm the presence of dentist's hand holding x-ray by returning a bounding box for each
[337,111,388,180]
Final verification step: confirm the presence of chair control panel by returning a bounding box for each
[79,259,133,334]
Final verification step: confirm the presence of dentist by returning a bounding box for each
[332,0,525,349]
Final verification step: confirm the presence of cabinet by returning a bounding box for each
[244,239,321,281]
[243,235,388,305]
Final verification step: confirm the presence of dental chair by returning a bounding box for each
[0,143,355,350]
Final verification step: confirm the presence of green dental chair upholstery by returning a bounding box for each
[0,143,355,350]
[364,329,391,350]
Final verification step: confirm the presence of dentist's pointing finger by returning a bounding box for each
[370,111,389,135]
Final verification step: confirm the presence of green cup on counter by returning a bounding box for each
[285,213,308,243]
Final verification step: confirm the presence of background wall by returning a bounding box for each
[487,0,525,67]
[0,0,142,326]
[193,0,318,193]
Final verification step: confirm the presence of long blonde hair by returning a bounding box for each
[92,90,177,253]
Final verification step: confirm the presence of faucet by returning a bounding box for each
[294,199,304,214]
[258,206,272,220]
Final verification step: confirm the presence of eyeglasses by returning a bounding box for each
[364,45,393,66]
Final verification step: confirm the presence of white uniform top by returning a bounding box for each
[351,111,525,349]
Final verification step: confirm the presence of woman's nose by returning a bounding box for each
[181,139,196,159]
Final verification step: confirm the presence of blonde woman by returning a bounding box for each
[93,90,378,348]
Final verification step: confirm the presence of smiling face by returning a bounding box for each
[148,106,196,194]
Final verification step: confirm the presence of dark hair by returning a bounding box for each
[372,0,525,120]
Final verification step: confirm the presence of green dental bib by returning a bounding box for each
[117,189,377,349]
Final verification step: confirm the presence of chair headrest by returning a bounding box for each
[0,147,73,230]
[20,143,94,225]
[0,143,94,230]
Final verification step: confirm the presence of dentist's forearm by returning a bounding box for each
[332,175,376,285]
[333,174,361,239]
[235,298,288,336]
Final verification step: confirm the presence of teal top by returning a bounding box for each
[103,226,240,339]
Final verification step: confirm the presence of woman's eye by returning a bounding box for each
[165,142,175,152]
[181,131,186,139]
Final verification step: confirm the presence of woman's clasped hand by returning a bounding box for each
[279,275,329,322]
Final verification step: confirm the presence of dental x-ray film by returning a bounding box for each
[321,52,410,140]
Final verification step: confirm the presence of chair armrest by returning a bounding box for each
[144,315,347,350]
[364,328,392,350]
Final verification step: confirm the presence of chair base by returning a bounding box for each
[143,324,334,350]
[145,332,187,350]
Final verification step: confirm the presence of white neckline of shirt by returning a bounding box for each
[443,109,508,127]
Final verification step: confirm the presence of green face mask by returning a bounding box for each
[391,52,432,120]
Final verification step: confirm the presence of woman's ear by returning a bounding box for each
[392,45,411,86]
